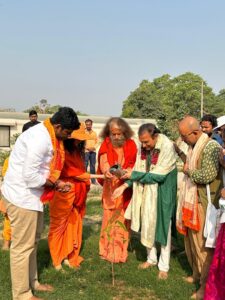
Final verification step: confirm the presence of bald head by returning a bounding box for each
[179,116,202,146]
[179,116,200,132]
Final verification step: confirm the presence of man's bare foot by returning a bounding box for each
[2,240,10,250]
[99,255,107,261]
[63,259,80,269]
[183,276,198,284]
[63,259,71,267]
[29,296,44,300]
[54,264,63,271]
[138,262,156,269]
[190,292,197,299]
[35,284,54,292]
[158,271,168,280]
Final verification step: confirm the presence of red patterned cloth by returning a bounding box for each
[97,137,137,209]
[204,223,225,300]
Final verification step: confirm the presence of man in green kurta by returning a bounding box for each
[113,123,177,279]
[177,116,223,300]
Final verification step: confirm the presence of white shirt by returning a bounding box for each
[1,123,53,211]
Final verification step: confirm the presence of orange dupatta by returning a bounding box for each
[40,118,65,203]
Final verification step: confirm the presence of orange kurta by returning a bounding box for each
[98,138,137,263]
[48,150,90,267]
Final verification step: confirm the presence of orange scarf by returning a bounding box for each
[41,118,65,203]
[176,133,209,235]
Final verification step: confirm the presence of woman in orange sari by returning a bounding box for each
[48,124,104,270]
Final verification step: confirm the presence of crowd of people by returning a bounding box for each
[0,108,225,300]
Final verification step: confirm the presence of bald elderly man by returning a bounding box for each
[176,116,223,300]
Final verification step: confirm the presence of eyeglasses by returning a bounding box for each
[180,131,194,139]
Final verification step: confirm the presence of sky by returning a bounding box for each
[0,0,225,116]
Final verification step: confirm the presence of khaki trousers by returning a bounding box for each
[3,198,44,300]
[184,203,213,293]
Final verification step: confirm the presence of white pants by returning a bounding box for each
[146,221,171,272]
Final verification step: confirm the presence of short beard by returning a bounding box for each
[110,135,125,148]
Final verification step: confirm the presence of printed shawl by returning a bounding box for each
[40,118,65,203]
[176,133,209,235]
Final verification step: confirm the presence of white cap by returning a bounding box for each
[214,115,225,130]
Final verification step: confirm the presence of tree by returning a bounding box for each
[39,99,49,113]
[0,107,15,112]
[0,133,20,167]
[122,80,158,118]
[122,72,220,139]
[157,72,216,138]
[212,89,225,116]
[24,100,61,114]
[24,100,87,115]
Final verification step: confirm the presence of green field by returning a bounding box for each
[0,189,197,300]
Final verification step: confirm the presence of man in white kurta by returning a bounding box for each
[113,123,177,279]
[1,107,79,300]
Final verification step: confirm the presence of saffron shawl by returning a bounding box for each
[176,133,209,235]
[41,118,65,203]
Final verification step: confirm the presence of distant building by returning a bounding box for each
[0,111,156,150]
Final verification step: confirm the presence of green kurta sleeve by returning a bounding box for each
[130,171,167,184]
[189,142,220,185]
[125,179,133,188]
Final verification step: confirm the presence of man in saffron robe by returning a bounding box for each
[113,123,177,279]
[1,107,79,300]
[98,117,137,263]
[48,123,104,270]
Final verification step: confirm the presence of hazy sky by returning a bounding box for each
[0,0,225,116]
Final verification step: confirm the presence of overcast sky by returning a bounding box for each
[0,0,225,116]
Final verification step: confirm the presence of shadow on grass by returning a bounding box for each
[37,239,52,276]
[86,199,102,216]
[171,233,192,276]
[129,232,147,262]
[81,222,101,253]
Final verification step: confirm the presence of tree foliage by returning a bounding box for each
[0,133,20,167]
[24,99,87,116]
[213,89,225,115]
[24,99,62,114]
[122,72,223,139]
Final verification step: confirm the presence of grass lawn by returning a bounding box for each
[0,189,197,300]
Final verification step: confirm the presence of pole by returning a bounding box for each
[201,81,204,117]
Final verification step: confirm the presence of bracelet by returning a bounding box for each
[53,180,60,189]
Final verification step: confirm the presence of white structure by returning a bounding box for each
[0,112,156,151]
